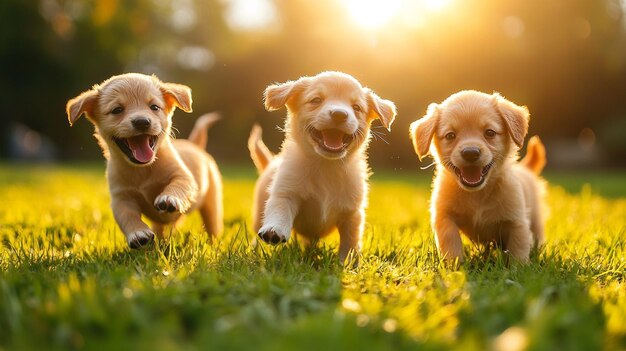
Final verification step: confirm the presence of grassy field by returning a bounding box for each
[1,163,625,350]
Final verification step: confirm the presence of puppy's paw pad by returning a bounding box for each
[258,229,287,245]
[128,230,155,249]
[154,195,183,213]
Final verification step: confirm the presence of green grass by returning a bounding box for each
[1,163,625,350]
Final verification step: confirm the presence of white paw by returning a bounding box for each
[258,225,290,245]
[127,229,155,249]
[154,195,187,213]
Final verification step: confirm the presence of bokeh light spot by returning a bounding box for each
[222,0,277,31]
[502,16,525,38]
[170,0,197,32]
[579,127,596,151]
[177,46,215,71]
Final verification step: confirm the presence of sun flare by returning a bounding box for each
[423,0,452,11]
[343,0,453,30]
[343,0,402,29]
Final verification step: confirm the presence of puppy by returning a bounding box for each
[66,73,223,248]
[410,90,546,263]
[248,71,396,262]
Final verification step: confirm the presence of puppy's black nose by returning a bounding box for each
[132,117,151,131]
[461,147,481,162]
[330,110,348,123]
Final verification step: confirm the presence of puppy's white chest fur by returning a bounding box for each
[450,194,508,243]
[268,147,368,239]
[297,164,366,236]
[436,170,528,244]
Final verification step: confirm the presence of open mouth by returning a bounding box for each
[309,128,354,155]
[452,161,494,188]
[113,135,158,165]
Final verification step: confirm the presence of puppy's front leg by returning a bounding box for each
[154,173,198,214]
[258,193,299,245]
[338,210,364,264]
[503,221,532,263]
[112,198,154,249]
[434,214,463,263]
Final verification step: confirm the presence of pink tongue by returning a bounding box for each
[127,135,153,163]
[460,166,482,183]
[321,129,345,150]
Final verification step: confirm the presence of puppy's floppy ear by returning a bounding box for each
[367,90,397,131]
[160,82,193,113]
[264,80,302,111]
[66,89,98,126]
[492,93,529,148]
[409,103,439,161]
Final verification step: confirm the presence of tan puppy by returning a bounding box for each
[248,71,396,261]
[410,90,546,263]
[66,73,223,248]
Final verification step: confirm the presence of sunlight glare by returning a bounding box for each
[345,0,454,30]
[423,0,452,12]
[344,0,402,29]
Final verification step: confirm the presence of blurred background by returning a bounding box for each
[1,0,626,169]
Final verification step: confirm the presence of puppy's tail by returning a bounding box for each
[520,135,547,175]
[188,112,220,150]
[248,124,273,173]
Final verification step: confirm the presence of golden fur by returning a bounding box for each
[410,90,546,263]
[248,71,396,262]
[66,73,223,248]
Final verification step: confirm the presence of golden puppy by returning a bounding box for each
[248,71,396,262]
[66,73,223,248]
[410,90,546,263]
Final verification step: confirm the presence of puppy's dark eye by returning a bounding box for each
[352,104,362,112]
[309,97,322,104]
[111,107,124,115]
[445,132,456,141]
[150,104,161,111]
[485,129,496,138]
